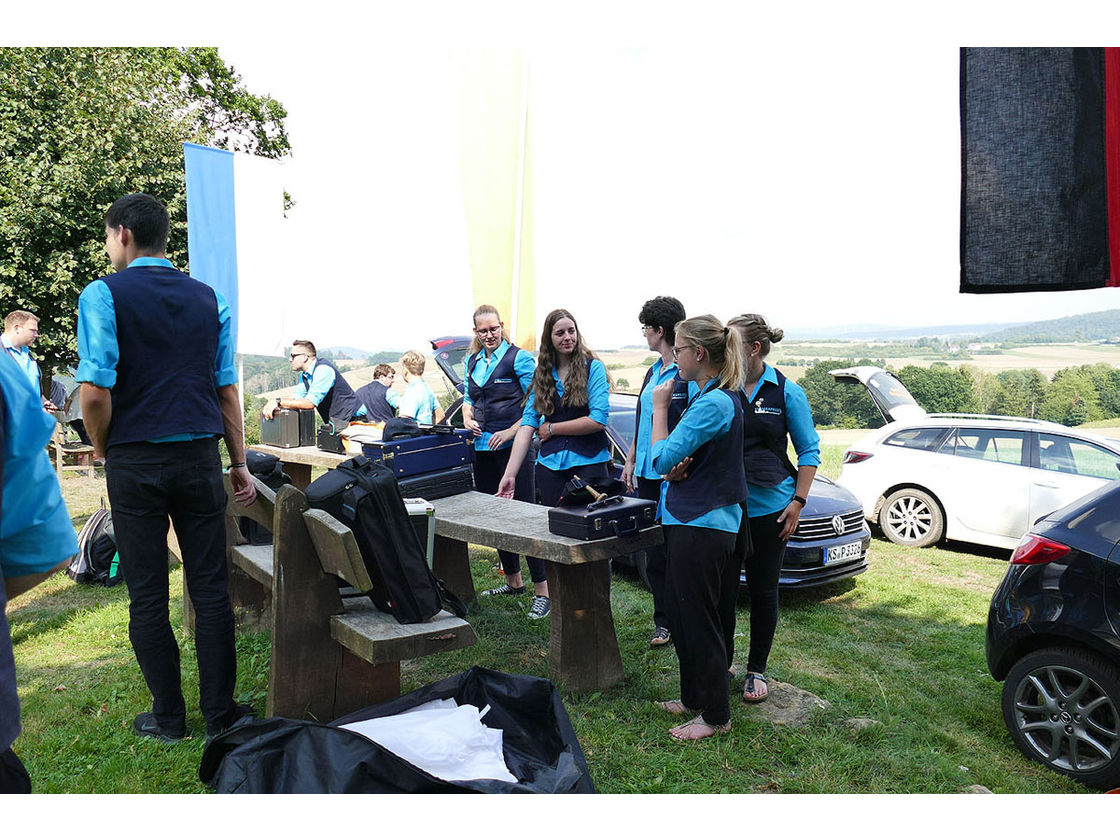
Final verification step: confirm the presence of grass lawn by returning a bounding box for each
[6,449,1090,794]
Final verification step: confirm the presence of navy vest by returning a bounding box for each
[465,346,526,432]
[634,362,689,441]
[307,358,361,423]
[537,372,609,460]
[102,265,225,447]
[356,379,397,422]
[664,385,747,523]
[740,367,798,488]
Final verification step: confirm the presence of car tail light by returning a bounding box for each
[842,450,873,465]
[1010,534,1070,565]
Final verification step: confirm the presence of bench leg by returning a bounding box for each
[284,462,312,491]
[547,559,623,692]
[433,535,475,603]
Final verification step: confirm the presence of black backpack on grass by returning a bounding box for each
[68,502,123,587]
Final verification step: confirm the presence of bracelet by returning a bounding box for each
[792,494,807,506]
[229,462,247,469]
[548,422,554,436]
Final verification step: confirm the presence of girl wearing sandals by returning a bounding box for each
[650,315,746,741]
[463,305,538,606]
[497,309,612,621]
[728,314,820,703]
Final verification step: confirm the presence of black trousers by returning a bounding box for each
[529,461,611,584]
[473,446,535,577]
[664,524,739,727]
[742,512,786,674]
[0,748,30,794]
[105,438,238,732]
[636,477,670,631]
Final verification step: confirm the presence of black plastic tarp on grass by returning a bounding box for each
[198,667,595,793]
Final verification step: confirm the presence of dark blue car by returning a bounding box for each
[431,336,869,589]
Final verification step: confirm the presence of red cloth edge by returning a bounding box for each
[1106,47,1120,286]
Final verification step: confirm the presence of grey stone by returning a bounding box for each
[746,680,830,727]
[843,717,881,731]
[966,784,993,794]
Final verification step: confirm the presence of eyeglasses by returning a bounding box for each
[641,325,657,334]
[671,345,695,359]
[475,326,502,336]
[290,352,308,360]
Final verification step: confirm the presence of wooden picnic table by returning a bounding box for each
[249,445,664,692]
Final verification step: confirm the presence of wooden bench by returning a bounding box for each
[207,476,477,722]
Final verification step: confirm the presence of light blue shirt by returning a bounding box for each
[75,257,237,443]
[743,364,821,517]
[463,341,535,452]
[399,379,439,425]
[652,384,743,533]
[295,361,367,418]
[634,358,680,480]
[1,334,40,395]
[521,358,611,471]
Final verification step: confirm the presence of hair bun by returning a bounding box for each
[769,327,784,343]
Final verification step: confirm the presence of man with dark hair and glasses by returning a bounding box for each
[76,192,257,743]
[262,338,364,426]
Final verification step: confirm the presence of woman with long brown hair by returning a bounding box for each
[649,315,747,741]
[462,305,538,602]
[497,309,612,620]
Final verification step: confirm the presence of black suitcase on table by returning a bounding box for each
[304,456,444,623]
[548,495,658,541]
[396,464,475,500]
[361,428,473,478]
[317,422,347,454]
[261,408,317,448]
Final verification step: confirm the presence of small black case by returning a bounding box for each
[547,495,658,540]
[396,464,475,500]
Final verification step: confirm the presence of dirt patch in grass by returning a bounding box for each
[889,551,1005,594]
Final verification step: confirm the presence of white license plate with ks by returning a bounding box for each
[824,541,862,565]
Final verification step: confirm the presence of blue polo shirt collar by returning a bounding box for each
[128,257,174,269]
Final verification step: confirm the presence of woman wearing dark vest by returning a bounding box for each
[728,314,820,703]
[462,305,538,603]
[497,309,612,621]
[650,315,746,741]
[620,296,688,648]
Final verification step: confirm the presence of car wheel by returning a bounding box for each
[879,488,944,547]
[1001,646,1120,790]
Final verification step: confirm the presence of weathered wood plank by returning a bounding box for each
[432,491,662,563]
[224,475,276,531]
[330,606,477,665]
[432,535,475,603]
[302,508,374,592]
[230,544,275,587]
[547,559,623,691]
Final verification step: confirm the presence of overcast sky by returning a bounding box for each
[12,2,1120,358]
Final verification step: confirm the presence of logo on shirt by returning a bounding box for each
[754,397,782,416]
[493,378,513,384]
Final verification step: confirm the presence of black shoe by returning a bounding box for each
[132,712,185,742]
[206,703,257,739]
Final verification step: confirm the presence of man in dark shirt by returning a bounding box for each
[77,193,256,742]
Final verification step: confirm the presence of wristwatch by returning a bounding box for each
[792,494,807,507]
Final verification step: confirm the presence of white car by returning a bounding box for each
[832,366,1120,551]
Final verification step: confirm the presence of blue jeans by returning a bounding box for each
[106,438,238,732]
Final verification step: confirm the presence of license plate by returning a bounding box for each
[824,541,862,565]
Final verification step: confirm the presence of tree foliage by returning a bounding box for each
[0,47,290,380]
[895,364,980,415]
[797,360,884,428]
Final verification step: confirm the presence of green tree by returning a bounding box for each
[0,47,290,382]
[1040,367,1103,426]
[797,360,883,428]
[993,369,1048,418]
[896,364,980,414]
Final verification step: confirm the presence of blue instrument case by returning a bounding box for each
[361,427,473,478]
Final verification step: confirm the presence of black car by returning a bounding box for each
[986,479,1120,789]
[429,335,869,589]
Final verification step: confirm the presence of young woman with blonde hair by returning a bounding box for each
[497,309,612,620]
[649,315,747,741]
[728,313,819,703]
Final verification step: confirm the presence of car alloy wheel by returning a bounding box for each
[1001,646,1120,789]
[879,488,944,548]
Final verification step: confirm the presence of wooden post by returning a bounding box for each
[433,535,475,603]
[547,559,624,692]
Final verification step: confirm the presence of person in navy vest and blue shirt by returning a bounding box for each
[76,193,257,743]
[497,309,612,621]
[650,315,746,741]
[463,305,538,601]
[728,313,819,703]
[620,296,689,649]
[355,364,400,422]
[262,339,364,426]
[0,351,78,792]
